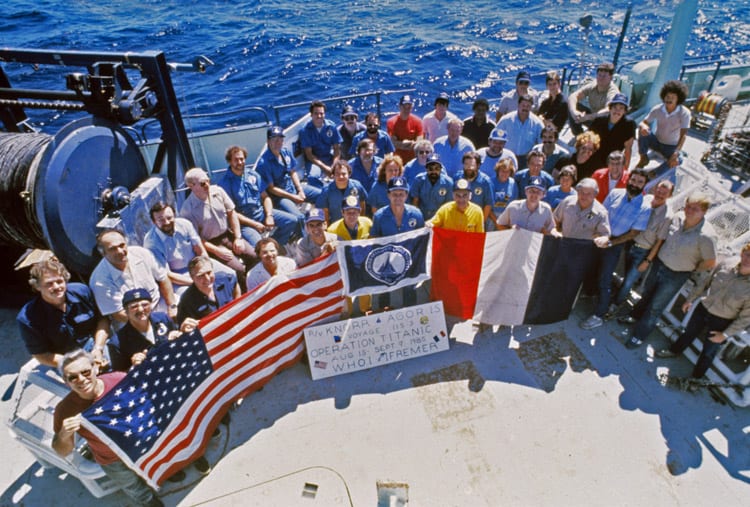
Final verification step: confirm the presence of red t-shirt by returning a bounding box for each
[54,371,126,465]
[592,168,629,203]
[386,113,423,163]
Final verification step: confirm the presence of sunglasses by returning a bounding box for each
[418,150,432,155]
[66,368,93,383]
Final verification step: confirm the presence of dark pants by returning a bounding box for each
[670,302,732,378]
[594,243,625,316]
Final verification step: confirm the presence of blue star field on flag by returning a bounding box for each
[83,330,212,463]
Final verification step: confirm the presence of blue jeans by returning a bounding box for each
[632,259,691,342]
[670,302,732,378]
[615,244,650,305]
[240,225,262,247]
[271,208,301,245]
[102,460,161,506]
[638,133,680,176]
[594,243,625,316]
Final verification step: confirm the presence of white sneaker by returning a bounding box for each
[580,314,603,330]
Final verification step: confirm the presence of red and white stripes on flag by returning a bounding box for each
[430,227,596,325]
[136,254,343,486]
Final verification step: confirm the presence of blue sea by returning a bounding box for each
[2,0,749,131]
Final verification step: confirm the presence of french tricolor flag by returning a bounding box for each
[430,228,597,325]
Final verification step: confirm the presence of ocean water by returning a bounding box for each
[2,0,749,131]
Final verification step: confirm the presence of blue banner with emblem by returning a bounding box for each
[336,228,432,296]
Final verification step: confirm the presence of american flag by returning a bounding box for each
[81,254,344,488]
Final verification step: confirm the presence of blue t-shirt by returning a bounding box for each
[368,181,390,213]
[371,204,425,237]
[543,185,576,210]
[490,177,519,216]
[349,155,382,190]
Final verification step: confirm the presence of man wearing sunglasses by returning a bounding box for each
[53,349,164,506]
[349,112,395,158]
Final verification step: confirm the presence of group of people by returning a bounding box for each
[15,64,748,506]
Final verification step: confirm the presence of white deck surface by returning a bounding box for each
[2,299,749,506]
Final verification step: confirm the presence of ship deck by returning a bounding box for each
[1,295,748,506]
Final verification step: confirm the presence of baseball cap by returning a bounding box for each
[122,288,151,307]
[608,93,629,107]
[454,178,471,191]
[267,125,285,139]
[434,92,450,105]
[489,128,508,142]
[305,208,326,223]
[399,94,414,105]
[516,71,531,83]
[341,194,360,211]
[425,153,443,169]
[387,176,410,193]
[525,176,547,192]
[341,105,358,118]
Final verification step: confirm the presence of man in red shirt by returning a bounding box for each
[387,94,423,164]
[591,150,629,203]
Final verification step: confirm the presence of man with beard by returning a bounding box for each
[338,105,365,159]
[581,169,652,330]
[410,153,454,221]
[531,125,568,174]
[455,151,493,221]
[349,112,395,158]
[145,202,237,297]
[478,127,518,178]
[219,145,299,247]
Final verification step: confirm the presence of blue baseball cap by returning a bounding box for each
[525,176,547,193]
[434,92,450,105]
[341,105,358,118]
[399,94,414,105]
[608,93,629,107]
[267,125,285,138]
[489,128,508,142]
[387,176,410,193]
[516,71,531,83]
[454,178,471,192]
[425,153,443,169]
[305,208,326,223]
[122,288,151,307]
[341,194,360,211]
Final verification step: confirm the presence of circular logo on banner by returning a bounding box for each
[365,245,413,286]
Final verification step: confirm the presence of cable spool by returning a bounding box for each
[694,91,728,118]
[0,117,149,274]
[0,132,52,248]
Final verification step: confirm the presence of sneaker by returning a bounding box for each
[194,456,211,475]
[166,469,186,483]
[625,336,643,349]
[617,315,636,325]
[580,315,603,330]
[655,348,677,358]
